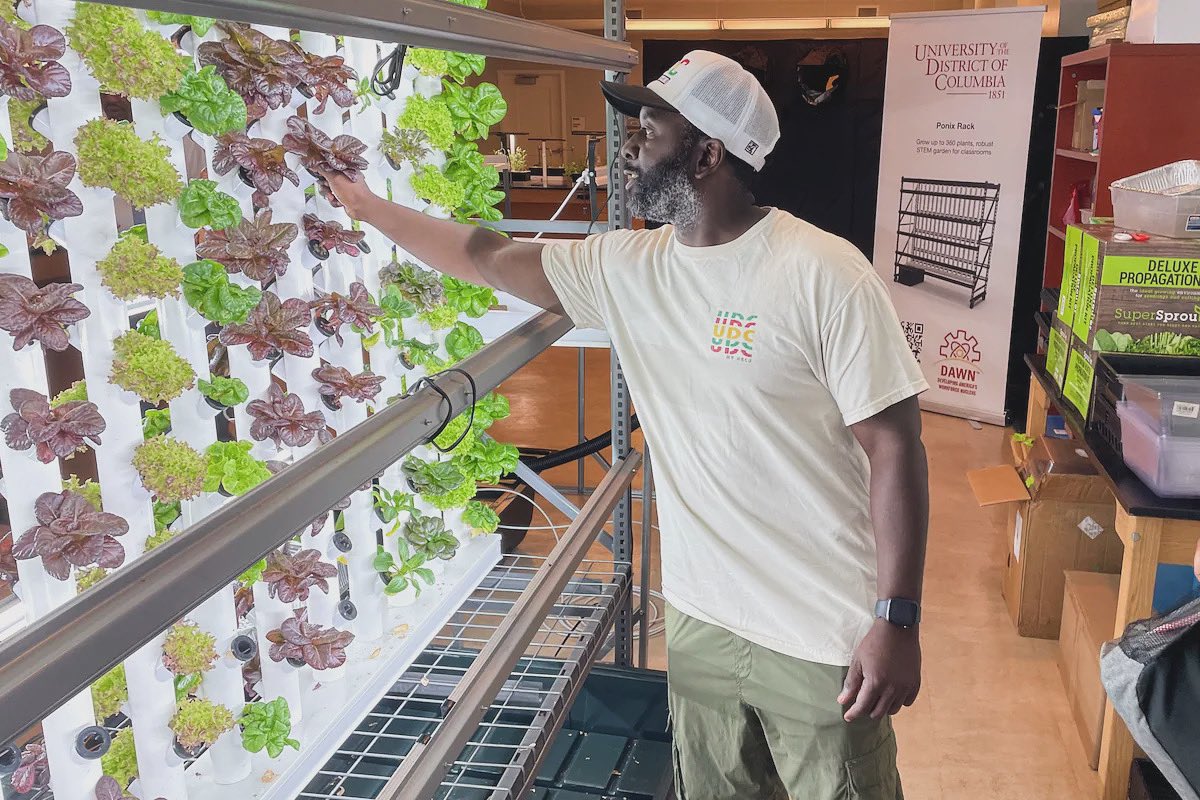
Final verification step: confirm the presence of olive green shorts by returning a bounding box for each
[666,605,903,800]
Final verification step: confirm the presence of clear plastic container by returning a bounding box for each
[1122,375,1200,437]
[1117,401,1200,498]
[1110,160,1200,238]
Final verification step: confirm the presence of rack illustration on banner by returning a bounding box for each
[893,176,1000,309]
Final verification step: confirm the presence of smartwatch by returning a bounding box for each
[875,598,921,629]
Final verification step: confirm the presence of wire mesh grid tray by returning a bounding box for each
[298,554,631,800]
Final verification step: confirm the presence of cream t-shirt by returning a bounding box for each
[542,209,927,666]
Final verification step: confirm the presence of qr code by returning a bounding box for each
[901,321,924,363]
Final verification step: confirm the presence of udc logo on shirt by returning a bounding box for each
[711,310,756,363]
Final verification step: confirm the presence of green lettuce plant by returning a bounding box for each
[142,408,171,438]
[444,140,503,222]
[432,414,477,453]
[145,10,215,35]
[441,276,495,318]
[96,235,183,300]
[62,474,102,509]
[154,499,181,530]
[374,539,435,597]
[74,118,182,209]
[442,81,507,141]
[110,330,195,403]
[178,180,241,230]
[398,94,455,151]
[379,259,444,312]
[67,3,190,100]
[204,440,270,496]
[159,66,246,136]
[162,621,218,676]
[91,664,127,721]
[136,308,160,339]
[240,697,299,758]
[50,380,88,408]
[379,127,431,170]
[403,513,459,562]
[401,455,466,496]
[170,697,235,751]
[181,260,262,325]
[453,438,518,484]
[8,98,47,152]
[463,500,500,536]
[101,728,138,788]
[422,476,476,511]
[76,566,107,592]
[198,375,249,407]
[411,164,465,213]
[446,52,486,84]
[144,527,177,551]
[445,321,484,361]
[419,303,459,332]
[132,437,207,502]
[407,48,448,77]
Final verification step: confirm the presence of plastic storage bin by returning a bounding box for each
[1117,401,1200,498]
[1110,160,1200,238]
[1123,376,1200,437]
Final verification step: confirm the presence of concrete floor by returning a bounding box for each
[490,346,1100,800]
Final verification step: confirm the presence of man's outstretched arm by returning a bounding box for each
[320,171,561,310]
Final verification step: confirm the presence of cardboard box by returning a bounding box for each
[968,438,1122,639]
[1064,333,1097,417]
[1057,225,1085,330]
[1071,82,1107,153]
[1047,318,1073,389]
[1073,226,1200,355]
[1058,571,1119,768]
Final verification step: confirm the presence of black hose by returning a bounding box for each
[520,414,641,473]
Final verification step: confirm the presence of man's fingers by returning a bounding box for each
[869,686,896,720]
[838,661,864,706]
[904,682,921,707]
[887,693,906,717]
[844,678,879,722]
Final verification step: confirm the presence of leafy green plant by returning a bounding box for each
[74,118,182,209]
[162,621,218,677]
[432,414,477,453]
[446,52,486,84]
[170,697,235,751]
[110,330,195,403]
[445,140,503,222]
[240,697,300,759]
[50,380,88,408]
[76,566,107,592]
[67,3,190,100]
[379,259,444,312]
[403,513,459,561]
[239,557,267,585]
[154,499,181,530]
[198,375,249,407]
[398,93,455,151]
[142,408,171,438]
[463,500,500,535]
[379,127,431,170]
[145,10,215,36]
[101,728,138,788]
[442,81,507,141]
[422,476,476,511]
[136,308,160,339]
[373,487,416,525]
[204,440,270,496]
[8,98,48,153]
[475,392,511,429]
[62,475,101,509]
[133,437,207,502]
[178,180,241,230]
[402,455,466,496]
[181,260,262,325]
[453,439,519,484]
[445,321,484,361]
[144,527,176,551]
[1094,329,1200,356]
[159,66,246,136]
[96,235,183,300]
[91,664,126,721]
[374,538,435,597]
[411,164,465,212]
[407,47,449,77]
[505,146,528,173]
[420,303,460,332]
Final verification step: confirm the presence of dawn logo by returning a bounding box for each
[711,310,757,363]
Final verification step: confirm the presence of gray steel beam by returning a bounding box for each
[376,452,641,799]
[101,0,638,71]
[0,312,572,747]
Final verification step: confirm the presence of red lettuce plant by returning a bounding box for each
[0,274,89,351]
[95,776,136,800]
[195,209,297,284]
[281,116,367,182]
[309,281,380,345]
[0,150,84,241]
[212,131,299,207]
[313,364,384,409]
[266,608,354,670]
[220,291,314,361]
[12,490,128,580]
[263,548,338,603]
[295,52,355,115]
[246,384,330,447]
[302,213,368,260]
[197,23,302,121]
[11,741,49,794]
[0,20,72,100]
[2,388,104,462]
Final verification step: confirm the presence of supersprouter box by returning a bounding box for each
[1063,333,1096,417]
[1072,226,1200,356]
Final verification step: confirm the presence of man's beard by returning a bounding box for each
[626,142,702,228]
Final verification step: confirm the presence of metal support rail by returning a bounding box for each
[375,451,642,798]
[100,0,637,71]
[0,312,573,746]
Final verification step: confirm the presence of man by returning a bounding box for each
[323,50,929,800]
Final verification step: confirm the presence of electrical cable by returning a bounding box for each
[371,44,408,99]
[404,367,478,453]
[520,414,640,474]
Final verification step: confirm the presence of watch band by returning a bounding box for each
[875,598,921,628]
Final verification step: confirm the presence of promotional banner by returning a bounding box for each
[872,7,1043,425]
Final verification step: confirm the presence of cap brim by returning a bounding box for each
[600,81,677,119]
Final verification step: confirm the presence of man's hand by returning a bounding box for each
[316,170,381,222]
[838,619,921,722]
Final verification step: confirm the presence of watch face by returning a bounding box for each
[892,602,918,627]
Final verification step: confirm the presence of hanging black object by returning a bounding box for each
[372,44,408,99]
[797,46,848,107]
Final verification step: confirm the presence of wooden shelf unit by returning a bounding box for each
[1042,43,1200,290]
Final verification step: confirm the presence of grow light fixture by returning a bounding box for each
[829,15,891,28]
[620,17,891,31]
[722,17,827,30]
[625,18,721,30]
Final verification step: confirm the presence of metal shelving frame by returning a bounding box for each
[0,2,655,798]
[893,177,1000,308]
